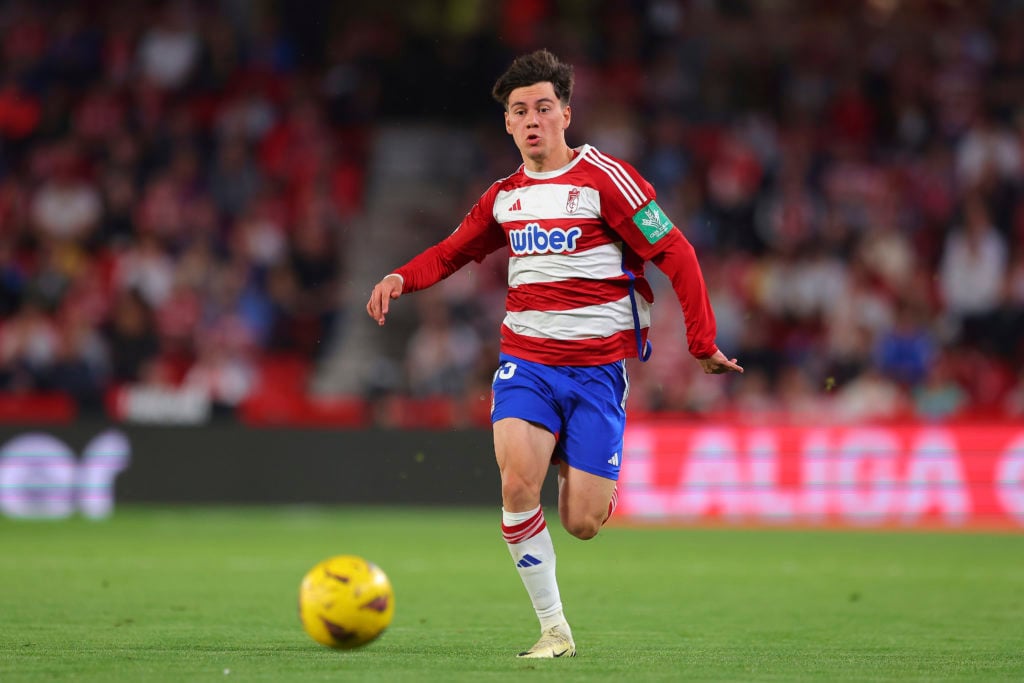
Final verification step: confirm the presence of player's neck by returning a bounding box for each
[525,145,575,173]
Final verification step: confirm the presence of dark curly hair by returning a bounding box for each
[491,49,575,110]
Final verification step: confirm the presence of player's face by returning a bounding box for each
[504,82,572,172]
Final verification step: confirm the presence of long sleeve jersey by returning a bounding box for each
[393,144,719,366]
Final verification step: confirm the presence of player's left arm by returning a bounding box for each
[596,156,742,374]
[650,232,743,374]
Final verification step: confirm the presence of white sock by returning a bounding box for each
[502,506,570,633]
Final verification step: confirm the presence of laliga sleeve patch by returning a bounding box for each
[632,200,674,244]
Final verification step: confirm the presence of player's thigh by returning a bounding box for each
[491,355,561,506]
[556,361,628,480]
[493,417,556,495]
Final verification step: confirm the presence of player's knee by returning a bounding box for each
[500,471,530,497]
[562,513,602,540]
[500,472,540,509]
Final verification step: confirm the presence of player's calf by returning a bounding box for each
[604,484,619,525]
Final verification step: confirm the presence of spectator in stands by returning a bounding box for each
[938,195,1009,341]
[772,367,822,420]
[956,108,1022,191]
[49,304,109,410]
[913,352,968,421]
[135,1,201,91]
[103,288,160,385]
[112,232,176,310]
[29,141,102,244]
[0,239,26,318]
[404,292,481,398]
[285,199,344,357]
[0,297,60,392]
[208,136,263,220]
[874,301,936,388]
[833,367,909,423]
[182,324,256,413]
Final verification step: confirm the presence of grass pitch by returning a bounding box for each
[1,506,1022,682]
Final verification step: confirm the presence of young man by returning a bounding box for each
[366,49,742,658]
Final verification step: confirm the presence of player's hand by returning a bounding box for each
[366,274,403,326]
[698,350,744,375]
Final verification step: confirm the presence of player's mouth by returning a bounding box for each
[526,133,541,145]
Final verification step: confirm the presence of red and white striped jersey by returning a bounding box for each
[394,144,718,366]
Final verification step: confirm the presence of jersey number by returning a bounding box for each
[496,362,518,380]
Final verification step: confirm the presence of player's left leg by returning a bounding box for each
[553,359,628,539]
[557,462,617,540]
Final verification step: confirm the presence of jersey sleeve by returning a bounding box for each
[393,182,507,293]
[650,231,719,359]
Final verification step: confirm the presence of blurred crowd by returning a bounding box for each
[1,0,1023,423]
[0,0,356,415]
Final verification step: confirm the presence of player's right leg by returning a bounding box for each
[494,417,553,512]
[493,417,575,658]
[491,355,575,658]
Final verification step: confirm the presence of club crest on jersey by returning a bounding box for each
[566,187,580,214]
[509,222,582,255]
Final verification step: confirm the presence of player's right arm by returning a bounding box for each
[366,182,507,326]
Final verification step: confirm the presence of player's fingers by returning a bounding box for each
[724,358,744,373]
[366,288,380,319]
[367,287,388,324]
[711,360,740,374]
[702,357,743,374]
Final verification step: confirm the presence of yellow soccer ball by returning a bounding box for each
[298,555,395,649]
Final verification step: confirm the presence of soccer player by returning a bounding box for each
[366,49,742,658]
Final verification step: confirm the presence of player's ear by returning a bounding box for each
[563,104,571,130]
[504,110,513,135]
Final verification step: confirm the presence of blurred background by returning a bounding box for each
[2,0,1024,425]
[4,8,1023,679]
[0,0,1022,526]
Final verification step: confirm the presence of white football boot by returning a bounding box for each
[517,624,576,658]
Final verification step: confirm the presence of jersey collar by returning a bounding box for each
[522,144,591,180]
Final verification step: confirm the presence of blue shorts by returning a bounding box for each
[490,353,629,480]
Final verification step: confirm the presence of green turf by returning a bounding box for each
[1,507,1022,682]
